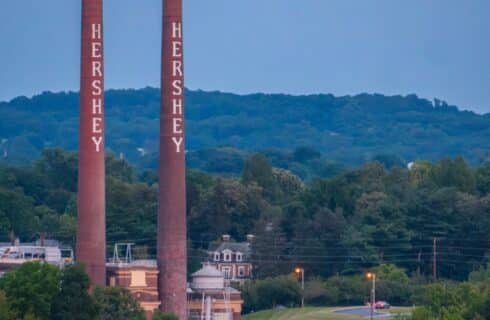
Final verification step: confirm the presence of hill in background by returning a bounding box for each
[1,87,489,172]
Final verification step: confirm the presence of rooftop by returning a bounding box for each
[192,264,224,278]
[106,259,157,269]
[210,242,251,256]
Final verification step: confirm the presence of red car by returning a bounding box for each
[374,301,391,309]
[367,301,391,309]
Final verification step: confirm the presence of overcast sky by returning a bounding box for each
[1,0,489,113]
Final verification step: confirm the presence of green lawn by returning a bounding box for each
[242,307,412,320]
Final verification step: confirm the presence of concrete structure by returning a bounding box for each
[77,0,106,286]
[157,0,187,317]
[188,265,243,320]
[207,235,253,285]
[106,260,160,319]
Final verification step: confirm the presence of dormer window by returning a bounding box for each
[214,252,220,261]
[223,250,232,262]
[236,252,243,262]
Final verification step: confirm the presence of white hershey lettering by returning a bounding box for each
[90,23,103,152]
[170,21,183,153]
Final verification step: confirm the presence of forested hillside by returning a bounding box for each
[1,149,489,282]
[1,88,489,167]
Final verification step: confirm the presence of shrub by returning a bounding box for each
[241,275,301,313]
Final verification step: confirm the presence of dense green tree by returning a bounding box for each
[0,187,39,240]
[242,275,301,312]
[55,213,77,245]
[106,153,135,183]
[190,178,268,243]
[2,89,490,166]
[303,278,332,306]
[410,281,490,320]
[251,215,290,278]
[372,265,413,305]
[476,161,490,195]
[0,291,13,320]
[106,177,157,244]
[186,147,246,174]
[372,154,405,169]
[152,312,178,320]
[469,263,490,283]
[431,157,476,193]
[93,286,145,320]
[409,160,434,187]
[354,192,411,264]
[242,154,279,201]
[50,263,97,320]
[292,146,321,163]
[186,170,214,216]
[1,150,490,283]
[0,262,60,320]
[35,148,78,192]
[324,275,368,305]
[271,168,303,202]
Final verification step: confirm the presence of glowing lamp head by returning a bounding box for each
[295,267,302,274]
[366,272,374,279]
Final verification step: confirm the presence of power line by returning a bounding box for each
[105,237,490,252]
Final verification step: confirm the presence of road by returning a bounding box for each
[334,307,392,318]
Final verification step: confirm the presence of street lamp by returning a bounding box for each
[294,267,305,308]
[365,272,376,320]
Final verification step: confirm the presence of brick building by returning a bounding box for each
[207,235,254,285]
[106,259,160,319]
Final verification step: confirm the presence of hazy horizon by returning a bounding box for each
[3,86,489,117]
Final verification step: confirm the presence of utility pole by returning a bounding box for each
[372,274,376,320]
[301,268,304,308]
[366,272,376,320]
[432,238,437,282]
[417,250,421,277]
[295,267,305,308]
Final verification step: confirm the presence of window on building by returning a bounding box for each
[130,270,147,287]
[236,252,243,262]
[222,267,232,279]
[214,252,220,261]
[238,266,245,277]
[223,250,232,262]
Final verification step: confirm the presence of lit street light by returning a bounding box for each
[294,267,305,308]
[365,272,376,320]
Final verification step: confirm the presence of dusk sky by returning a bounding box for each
[1,0,489,113]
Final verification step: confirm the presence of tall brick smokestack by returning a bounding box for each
[157,0,187,317]
[76,0,106,286]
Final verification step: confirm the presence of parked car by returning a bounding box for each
[366,301,391,309]
[374,301,391,309]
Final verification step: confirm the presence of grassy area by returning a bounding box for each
[242,307,412,320]
[389,307,413,316]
